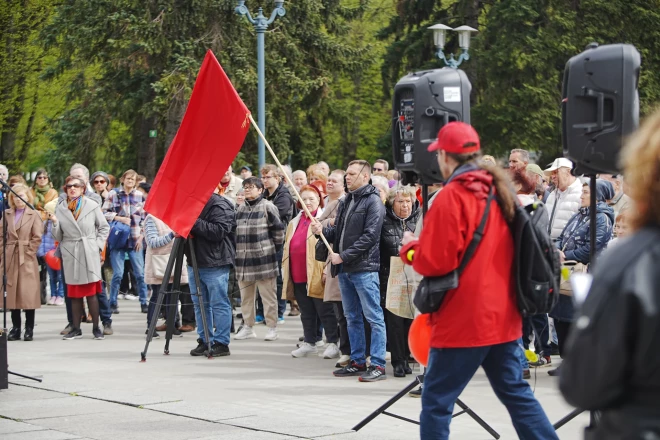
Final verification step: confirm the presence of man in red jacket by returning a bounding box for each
[400,122,557,439]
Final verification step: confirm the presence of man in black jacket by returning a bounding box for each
[312,160,387,382]
[185,192,237,357]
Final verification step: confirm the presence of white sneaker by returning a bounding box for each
[291,342,318,358]
[336,354,350,367]
[118,294,125,300]
[125,294,138,301]
[234,325,257,340]
[264,327,278,341]
[322,343,340,359]
[315,340,326,348]
[47,296,56,305]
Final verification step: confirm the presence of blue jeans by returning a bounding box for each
[421,341,558,440]
[47,266,64,298]
[338,271,386,368]
[517,338,529,369]
[188,265,231,346]
[109,249,148,306]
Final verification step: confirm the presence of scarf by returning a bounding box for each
[34,185,51,208]
[68,196,84,220]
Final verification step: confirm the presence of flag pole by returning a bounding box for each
[248,114,333,253]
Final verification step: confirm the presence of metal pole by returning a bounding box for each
[257,25,266,169]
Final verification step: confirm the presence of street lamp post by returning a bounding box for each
[235,0,286,169]
[428,24,478,69]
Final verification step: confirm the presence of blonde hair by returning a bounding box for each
[8,184,34,209]
[621,109,660,230]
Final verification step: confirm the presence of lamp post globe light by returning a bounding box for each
[235,0,286,169]
[428,24,478,69]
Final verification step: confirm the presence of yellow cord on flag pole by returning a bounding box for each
[248,114,333,253]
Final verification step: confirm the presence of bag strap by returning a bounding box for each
[457,186,494,275]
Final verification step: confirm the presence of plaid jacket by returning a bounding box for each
[102,188,145,248]
[235,196,285,281]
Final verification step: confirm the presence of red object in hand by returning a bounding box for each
[409,314,432,367]
[45,249,62,271]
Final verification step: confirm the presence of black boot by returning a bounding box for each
[24,327,33,341]
[8,327,21,341]
[404,360,412,375]
[393,362,406,378]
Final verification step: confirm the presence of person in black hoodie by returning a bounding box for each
[550,178,614,376]
[379,185,420,378]
[560,111,660,440]
[312,160,387,382]
[185,192,237,358]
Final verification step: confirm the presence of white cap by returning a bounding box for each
[544,158,573,175]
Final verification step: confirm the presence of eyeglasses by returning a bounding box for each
[243,185,258,191]
[93,180,106,184]
[66,184,84,189]
[37,175,48,180]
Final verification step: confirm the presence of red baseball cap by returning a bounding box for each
[427,122,480,154]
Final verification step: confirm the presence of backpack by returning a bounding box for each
[509,200,561,316]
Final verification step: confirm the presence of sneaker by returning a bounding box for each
[54,297,65,306]
[278,317,285,325]
[47,296,56,305]
[93,328,105,340]
[103,323,113,336]
[523,369,531,379]
[125,293,138,301]
[118,293,125,300]
[409,387,422,398]
[291,342,317,358]
[335,354,350,368]
[60,324,72,336]
[140,303,148,313]
[255,315,265,325]
[234,325,257,340]
[205,342,230,357]
[322,343,340,359]
[333,361,367,377]
[530,355,552,367]
[359,366,387,382]
[145,329,160,339]
[315,340,326,348]
[190,338,208,356]
[63,328,83,340]
[264,327,278,341]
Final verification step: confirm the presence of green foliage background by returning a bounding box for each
[1,0,659,184]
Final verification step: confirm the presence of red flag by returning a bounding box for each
[145,50,250,237]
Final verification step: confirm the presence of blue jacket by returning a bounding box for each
[38,220,57,258]
[557,202,615,264]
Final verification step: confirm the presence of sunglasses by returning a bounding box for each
[66,184,84,189]
[93,180,106,184]
[37,175,49,179]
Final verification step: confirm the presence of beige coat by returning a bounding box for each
[282,210,325,301]
[144,215,188,286]
[53,198,109,285]
[0,209,43,309]
[320,197,343,302]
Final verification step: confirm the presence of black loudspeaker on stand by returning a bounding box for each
[140,236,212,361]
[0,180,43,389]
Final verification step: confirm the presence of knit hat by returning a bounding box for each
[90,171,110,184]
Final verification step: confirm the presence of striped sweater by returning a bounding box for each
[235,196,285,281]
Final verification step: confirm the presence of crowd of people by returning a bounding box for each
[0,142,631,381]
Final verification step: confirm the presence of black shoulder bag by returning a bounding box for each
[413,187,494,314]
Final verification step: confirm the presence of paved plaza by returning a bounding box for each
[1,304,589,439]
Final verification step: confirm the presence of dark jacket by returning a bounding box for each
[323,184,385,275]
[560,227,660,440]
[265,180,295,225]
[379,200,420,286]
[185,194,236,268]
[557,202,615,264]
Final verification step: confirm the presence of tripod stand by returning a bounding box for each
[140,236,212,361]
[0,180,43,389]
[353,374,500,439]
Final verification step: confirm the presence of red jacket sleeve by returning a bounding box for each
[402,186,468,277]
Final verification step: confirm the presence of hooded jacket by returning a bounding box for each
[560,227,660,440]
[400,168,521,348]
[323,183,385,275]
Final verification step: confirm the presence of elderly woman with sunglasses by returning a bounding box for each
[52,176,109,340]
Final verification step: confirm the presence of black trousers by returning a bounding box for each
[555,319,572,358]
[385,309,412,365]
[11,309,35,329]
[293,282,338,344]
[331,301,350,356]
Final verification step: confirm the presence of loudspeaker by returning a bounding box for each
[562,43,641,175]
[392,68,471,185]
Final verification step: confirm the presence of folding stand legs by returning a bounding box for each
[141,237,212,361]
[353,374,500,439]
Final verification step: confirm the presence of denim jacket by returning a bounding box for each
[37,219,57,258]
